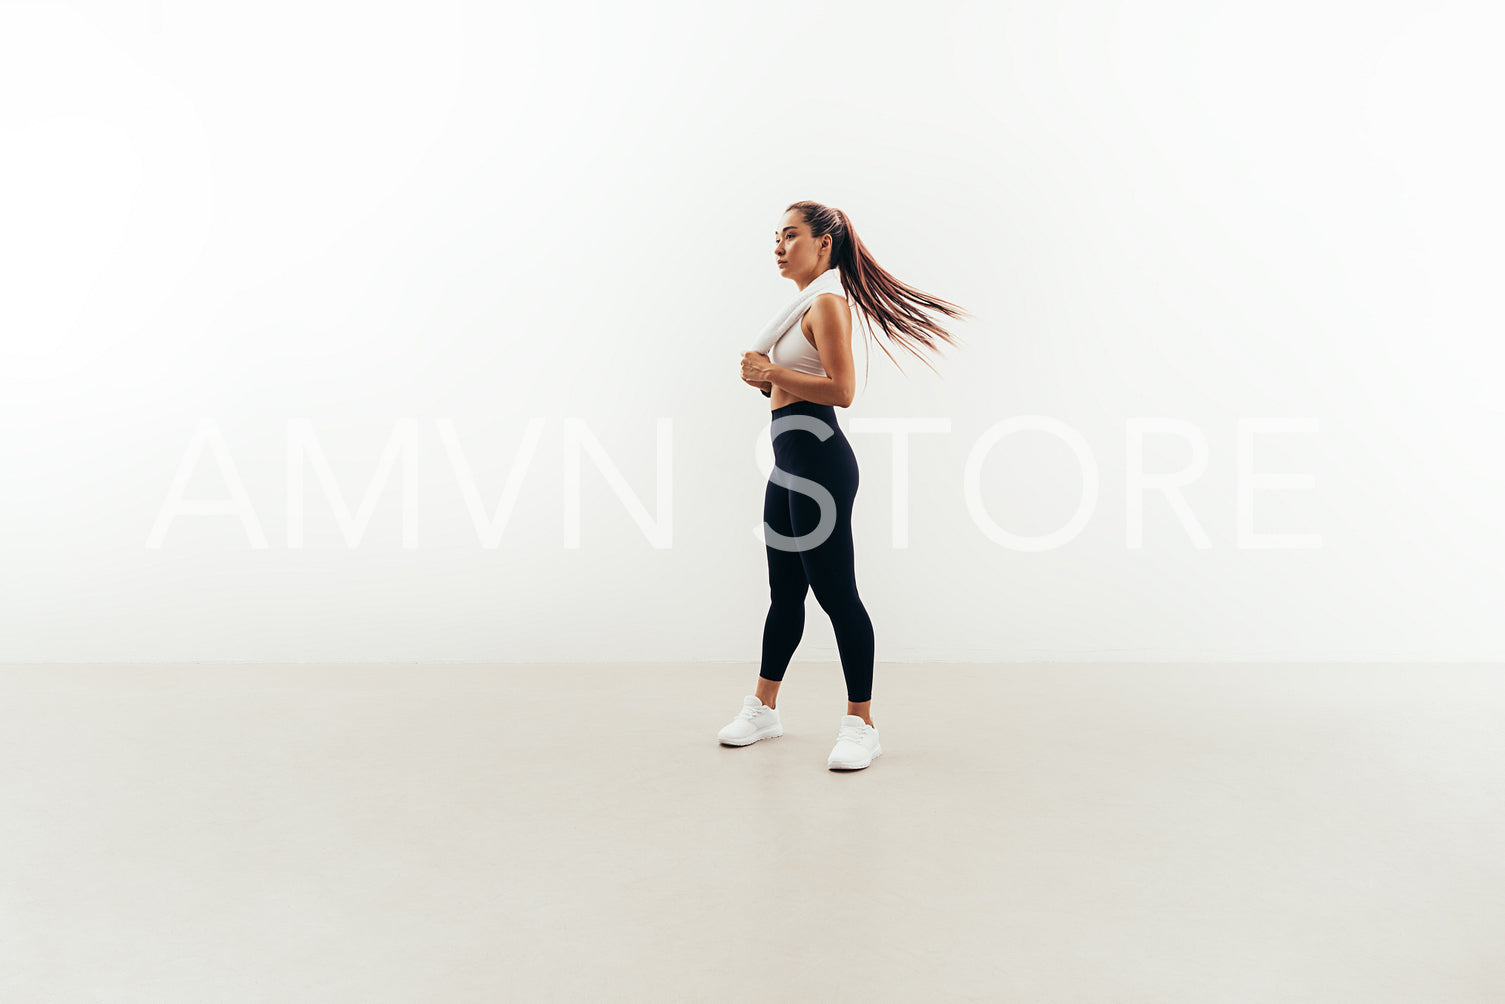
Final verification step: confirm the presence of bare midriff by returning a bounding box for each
[769,316,819,410]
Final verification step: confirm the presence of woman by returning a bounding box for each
[719,200,968,770]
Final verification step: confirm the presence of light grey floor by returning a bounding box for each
[2,662,1502,1003]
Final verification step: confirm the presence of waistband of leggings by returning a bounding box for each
[770,399,837,419]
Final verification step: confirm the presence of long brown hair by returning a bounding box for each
[786,200,969,387]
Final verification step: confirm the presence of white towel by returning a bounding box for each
[748,267,846,357]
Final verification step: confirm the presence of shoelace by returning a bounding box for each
[738,704,768,721]
[835,724,870,744]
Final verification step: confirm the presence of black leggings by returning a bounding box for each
[760,400,875,703]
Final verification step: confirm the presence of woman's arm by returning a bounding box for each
[767,295,855,407]
[767,366,846,407]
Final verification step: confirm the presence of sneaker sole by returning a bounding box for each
[718,726,783,747]
[828,745,882,769]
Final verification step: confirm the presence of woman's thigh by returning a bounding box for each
[783,434,859,585]
[763,474,809,594]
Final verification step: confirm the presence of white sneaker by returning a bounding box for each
[827,714,881,769]
[717,695,783,746]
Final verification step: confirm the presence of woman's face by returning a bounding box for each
[775,212,826,279]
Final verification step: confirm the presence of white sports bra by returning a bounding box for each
[769,290,847,377]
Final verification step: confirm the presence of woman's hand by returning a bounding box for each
[740,351,775,384]
[742,376,773,393]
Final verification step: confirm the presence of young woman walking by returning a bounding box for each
[719,200,967,770]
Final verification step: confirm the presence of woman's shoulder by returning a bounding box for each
[801,291,852,342]
[802,290,849,318]
[809,291,851,319]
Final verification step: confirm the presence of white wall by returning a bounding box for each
[2,0,1501,662]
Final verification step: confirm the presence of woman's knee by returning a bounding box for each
[769,580,809,607]
[808,581,865,618]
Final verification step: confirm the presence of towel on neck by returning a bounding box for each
[748,267,846,357]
